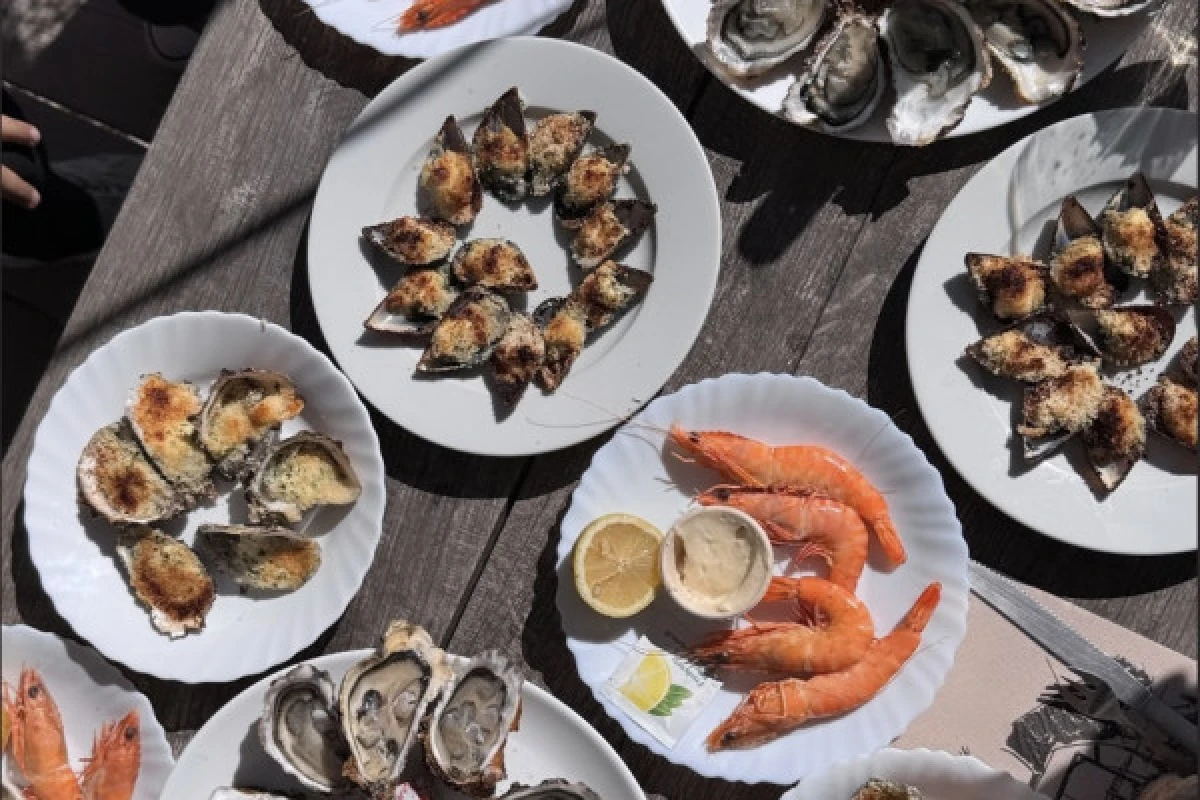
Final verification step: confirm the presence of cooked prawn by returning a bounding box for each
[670,426,907,566]
[398,0,498,31]
[3,669,82,800]
[697,485,869,591]
[689,576,874,675]
[79,711,140,800]
[706,582,941,751]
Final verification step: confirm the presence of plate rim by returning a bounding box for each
[21,310,388,682]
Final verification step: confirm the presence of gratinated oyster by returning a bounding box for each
[259,663,350,794]
[528,111,596,197]
[554,144,631,229]
[574,260,654,329]
[965,253,1048,320]
[245,432,361,527]
[473,88,529,202]
[451,239,537,292]
[966,0,1084,105]
[571,199,657,269]
[1153,195,1198,305]
[489,313,545,405]
[500,781,602,800]
[534,298,589,391]
[418,288,511,373]
[1082,386,1145,491]
[965,311,1098,382]
[78,420,182,526]
[366,264,459,337]
[362,216,457,267]
[1017,363,1106,458]
[1091,305,1175,366]
[116,527,214,638]
[706,0,831,79]
[1141,377,1198,452]
[126,373,215,506]
[1049,196,1123,308]
[1099,173,1165,278]
[198,369,305,478]
[420,116,482,226]
[195,524,321,591]
[851,778,923,799]
[783,9,887,133]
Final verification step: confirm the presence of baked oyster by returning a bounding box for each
[473,88,529,202]
[77,420,182,526]
[126,373,215,506]
[198,369,305,479]
[571,199,657,269]
[966,0,1084,105]
[418,288,512,373]
[706,0,830,79]
[116,527,214,638]
[362,216,457,267]
[245,431,362,527]
[1082,386,1145,491]
[1141,377,1198,451]
[965,311,1098,382]
[489,313,546,405]
[574,260,654,329]
[1016,363,1106,458]
[534,298,589,391]
[195,524,321,591]
[420,116,482,226]
[1153,195,1198,305]
[365,264,459,337]
[783,9,887,133]
[554,144,631,229]
[528,111,596,197]
[259,663,350,793]
[1090,305,1175,366]
[965,253,1049,320]
[851,778,923,799]
[451,239,538,292]
[1049,196,1123,308]
[499,781,602,800]
[1099,172,1165,278]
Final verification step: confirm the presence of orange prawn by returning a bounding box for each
[3,669,82,800]
[398,0,499,31]
[689,576,874,675]
[670,426,907,566]
[697,485,869,591]
[706,582,941,751]
[79,711,140,800]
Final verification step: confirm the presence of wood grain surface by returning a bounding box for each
[2,0,1196,790]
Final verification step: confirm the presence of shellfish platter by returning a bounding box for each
[22,312,387,683]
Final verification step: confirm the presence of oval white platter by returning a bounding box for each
[659,0,1153,143]
[307,36,721,457]
[556,373,969,784]
[1,624,174,800]
[22,311,387,683]
[784,747,1042,799]
[907,108,1197,555]
[161,648,646,800]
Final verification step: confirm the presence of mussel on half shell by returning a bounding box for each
[554,144,631,230]
[1154,195,1198,305]
[489,313,546,405]
[1082,386,1145,491]
[473,88,530,202]
[528,111,596,197]
[1141,377,1198,452]
[362,216,457,268]
[965,310,1099,382]
[420,116,482,226]
[1016,363,1106,458]
[1099,172,1166,278]
[418,288,512,373]
[965,252,1049,320]
[1049,196,1125,308]
[365,264,460,337]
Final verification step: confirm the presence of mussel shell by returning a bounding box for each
[245,431,362,527]
[499,780,602,800]
[420,116,483,226]
[1140,377,1198,452]
[1016,364,1106,458]
[1154,196,1199,305]
[489,313,546,405]
[1177,336,1197,386]
[258,664,350,793]
[533,297,589,391]
[554,144,631,229]
[571,199,657,270]
[1091,305,1175,366]
[528,111,596,197]
[967,0,1084,105]
[362,216,457,267]
[451,238,538,292]
[965,310,1098,382]
[473,88,529,202]
[706,0,830,78]
[197,369,305,479]
[783,11,887,133]
[195,524,321,591]
[574,260,654,330]
[418,288,511,373]
[1099,173,1166,278]
[1082,386,1145,491]
[365,266,460,337]
[77,420,184,526]
[964,252,1049,320]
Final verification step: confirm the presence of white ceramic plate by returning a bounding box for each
[308,36,721,457]
[660,0,1152,143]
[784,748,1041,799]
[1,625,174,799]
[22,312,387,682]
[556,373,969,784]
[906,108,1197,555]
[301,0,571,59]
[161,648,646,799]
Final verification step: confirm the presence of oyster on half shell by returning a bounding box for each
[783,10,887,133]
[259,664,350,794]
[78,420,183,526]
[245,431,362,527]
[116,527,214,638]
[195,524,321,591]
[198,369,305,479]
[126,373,215,507]
[499,781,602,800]
[1057,0,1157,19]
[966,0,1084,105]
[707,0,830,79]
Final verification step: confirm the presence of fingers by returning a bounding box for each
[1,115,40,147]
[2,165,40,209]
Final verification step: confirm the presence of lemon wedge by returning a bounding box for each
[619,652,672,712]
[573,513,662,618]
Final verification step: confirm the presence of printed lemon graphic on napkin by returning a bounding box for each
[619,653,692,716]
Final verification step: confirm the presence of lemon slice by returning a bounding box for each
[619,652,672,712]
[573,513,662,618]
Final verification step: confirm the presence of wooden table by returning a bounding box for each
[3,0,1196,794]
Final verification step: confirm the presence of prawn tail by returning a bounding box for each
[870,516,908,566]
[904,583,942,634]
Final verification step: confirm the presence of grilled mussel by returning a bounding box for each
[554,144,631,229]
[420,116,483,226]
[571,199,657,269]
[965,253,1049,320]
[966,311,1098,382]
[418,288,512,373]
[474,88,529,202]
[528,111,596,197]
[362,216,457,268]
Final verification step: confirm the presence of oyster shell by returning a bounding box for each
[208,791,302,800]
[533,298,589,391]
[451,239,538,292]
[339,622,452,795]
[574,260,654,329]
[420,116,482,226]
[116,527,214,638]
[473,88,529,202]
[554,144,631,230]
[965,311,1098,382]
[1099,173,1165,278]
[1049,196,1122,308]
[245,431,362,527]
[1082,386,1145,491]
[362,216,457,267]
[964,253,1049,320]
[1057,0,1156,19]
[424,651,524,796]
[259,664,350,794]
[1091,305,1175,366]
[1177,335,1197,386]
[1153,195,1198,305]
[706,0,830,79]
[489,313,545,405]
[783,10,887,133]
[499,780,602,800]
[418,289,511,373]
[366,265,460,337]
[1141,377,1198,451]
[880,0,992,146]
[966,0,1084,104]
[198,369,305,479]
[1016,363,1105,458]
[851,779,922,799]
[195,524,321,591]
[571,199,657,269]
[126,373,215,506]
[77,420,182,526]
[528,111,596,197]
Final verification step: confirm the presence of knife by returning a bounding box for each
[968,560,1198,753]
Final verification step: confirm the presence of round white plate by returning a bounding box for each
[556,373,969,784]
[308,36,721,457]
[2,625,174,800]
[23,312,387,682]
[161,648,646,799]
[906,108,1197,555]
[660,0,1152,143]
[301,0,571,59]
[784,748,1041,799]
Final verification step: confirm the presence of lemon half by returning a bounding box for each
[573,513,662,618]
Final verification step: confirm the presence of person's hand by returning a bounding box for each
[2,115,41,209]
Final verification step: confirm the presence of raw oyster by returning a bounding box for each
[1153,196,1198,305]
[880,0,992,146]
[126,373,215,506]
[965,311,1098,382]
[1057,0,1156,19]
[1016,363,1105,458]
[198,369,305,479]
[1082,386,1145,491]
[418,288,512,372]
[1049,196,1122,308]
[339,622,452,795]
[1177,336,1197,386]
[964,253,1048,320]
[420,116,482,226]
[783,10,886,133]
[534,298,589,391]
[571,199,657,269]
[473,88,529,202]
[245,431,362,527]
[1141,377,1198,451]
[116,527,214,638]
[366,265,460,337]
[451,239,538,292]
[1099,173,1165,278]
[1091,305,1175,366]
[208,791,302,800]
[554,144,631,229]
[528,111,596,197]
[499,780,602,800]
[966,0,1084,104]
[851,778,923,799]
[489,313,545,405]
[574,260,654,329]
[77,420,182,526]
[259,663,350,793]
[706,0,830,79]
[424,650,524,796]
[362,216,457,267]
[195,524,321,591]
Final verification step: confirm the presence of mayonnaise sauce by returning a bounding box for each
[663,508,771,617]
